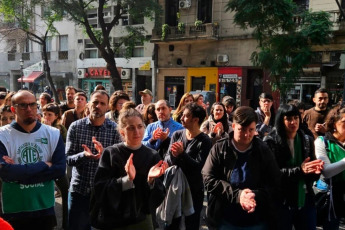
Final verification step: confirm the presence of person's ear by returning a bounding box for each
[313,97,317,104]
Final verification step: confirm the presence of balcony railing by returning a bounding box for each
[58,51,68,60]
[151,23,219,42]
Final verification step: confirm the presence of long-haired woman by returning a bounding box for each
[200,102,232,144]
[264,104,323,230]
[172,93,194,123]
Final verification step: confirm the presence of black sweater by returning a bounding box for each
[264,129,320,207]
[90,143,165,229]
[165,130,212,197]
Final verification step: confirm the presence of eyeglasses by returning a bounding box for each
[14,102,38,110]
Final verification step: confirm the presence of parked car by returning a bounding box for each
[189,90,216,114]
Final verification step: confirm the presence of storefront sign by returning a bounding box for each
[87,68,111,77]
[139,61,151,71]
[222,74,238,78]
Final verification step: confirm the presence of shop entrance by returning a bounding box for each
[164,76,185,109]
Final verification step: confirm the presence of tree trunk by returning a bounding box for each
[105,57,123,91]
[42,49,60,104]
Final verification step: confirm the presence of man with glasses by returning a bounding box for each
[255,93,275,138]
[303,88,329,138]
[0,90,66,229]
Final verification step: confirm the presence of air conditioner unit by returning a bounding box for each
[217,54,229,63]
[179,0,191,9]
[121,69,131,80]
[77,68,86,78]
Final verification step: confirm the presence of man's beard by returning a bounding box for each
[23,117,36,125]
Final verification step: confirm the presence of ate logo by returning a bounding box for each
[17,143,43,164]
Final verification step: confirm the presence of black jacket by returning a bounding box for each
[264,128,319,207]
[202,133,281,228]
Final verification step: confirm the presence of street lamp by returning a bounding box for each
[19,59,24,89]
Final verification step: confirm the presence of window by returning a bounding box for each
[133,47,144,57]
[24,38,31,53]
[59,35,68,60]
[197,0,212,23]
[87,7,112,28]
[7,39,16,61]
[293,0,309,12]
[132,41,144,57]
[121,6,144,26]
[59,35,68,51]
[84,39,100,59]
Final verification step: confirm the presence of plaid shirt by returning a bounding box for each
[66,117,121,196]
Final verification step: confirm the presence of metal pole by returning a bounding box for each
[20,59,24,89]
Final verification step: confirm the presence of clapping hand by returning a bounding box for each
[148,160,169,184]
[83,136,104,160]
[125,153,136,181]
[171,141,184,157]
[213,122,224,136]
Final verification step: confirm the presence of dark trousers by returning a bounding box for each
[5,215,56,230]
[68,192,91,230]
[277,194,316,230]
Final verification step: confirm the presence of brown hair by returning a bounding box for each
[233,106,258,127]
[109,91,130,111]
[118,108,144,131]
[143,103,158,126]
[325,105,345,133]
[42,103,62,125]
[173,93,194,119]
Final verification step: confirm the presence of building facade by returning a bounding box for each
[151,0,345,109]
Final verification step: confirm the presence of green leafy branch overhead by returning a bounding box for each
[226,0,333,95]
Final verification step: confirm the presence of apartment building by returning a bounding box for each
[0,6,77,99]
[0,3,156,103]
[151,0,345,108]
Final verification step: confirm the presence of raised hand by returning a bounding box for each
[171,141,184,157]
[125,153,136,181]
[213,122,224,136]
[148,160,168,184]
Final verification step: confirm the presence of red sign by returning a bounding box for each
[87,68,111,77]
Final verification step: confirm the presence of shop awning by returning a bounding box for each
[18,71,44,83]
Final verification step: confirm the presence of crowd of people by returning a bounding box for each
[0,86,344,230]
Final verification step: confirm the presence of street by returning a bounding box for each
[53,196,345,230]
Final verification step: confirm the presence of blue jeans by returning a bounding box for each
[68,192,91,230]
[277,194,316,230]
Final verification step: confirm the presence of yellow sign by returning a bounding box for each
[139,61,151,70]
